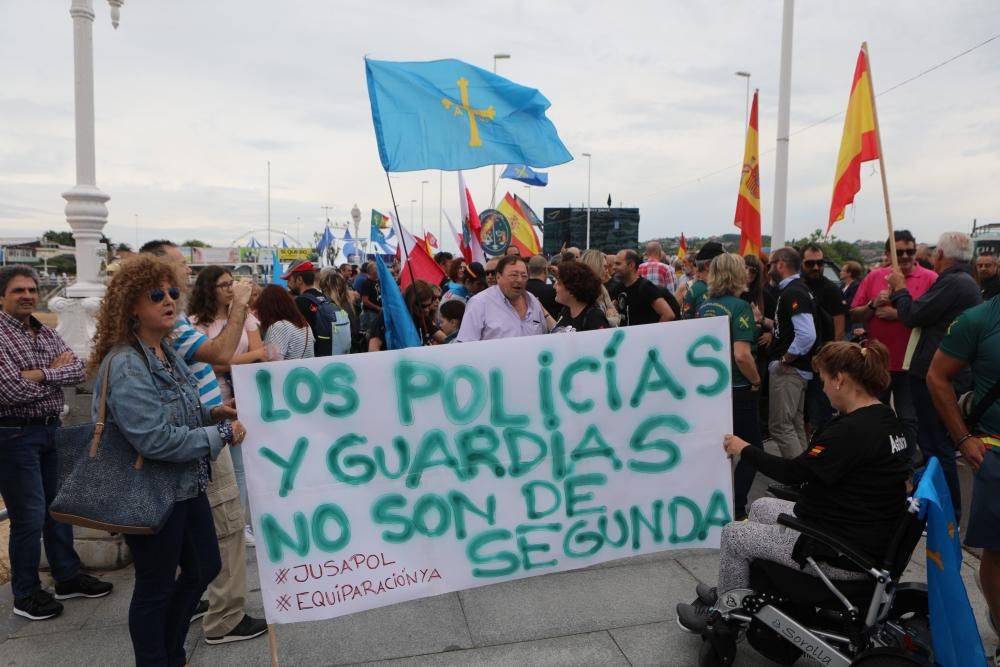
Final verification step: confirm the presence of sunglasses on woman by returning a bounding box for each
[148,287,181,304]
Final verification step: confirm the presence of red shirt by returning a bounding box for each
[851,264,937,371]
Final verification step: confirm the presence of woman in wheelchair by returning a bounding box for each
[677,340,912,634]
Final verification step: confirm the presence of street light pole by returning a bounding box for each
[491,53,511,209]
[410,199,417,230]
[421,179,429,237]
[735,71,751,128]
[582,152,592,249]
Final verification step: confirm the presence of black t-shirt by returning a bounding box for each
[293,288,325,330]
[805,275,848,343]
[744,403,910,561]
[616,276,663,326]
[553,305,609,332]
[605,277,625,301]
[359,277,382,312]
[526,278,558,317]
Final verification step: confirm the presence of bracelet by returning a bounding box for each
[954,433,974,448]
[217,420,234,445]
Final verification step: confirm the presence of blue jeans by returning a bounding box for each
[911,376,962,521]
[124,493,220,667]
[0,424,81,600]
[732,387,763,521]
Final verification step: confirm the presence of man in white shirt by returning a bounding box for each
[457,255,551,342]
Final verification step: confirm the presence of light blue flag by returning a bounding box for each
[269,250,286,287]
[343,230,358,260]
[501,164,549,187]
[316,226,334,255]
[375,255,421,350]
[366,58,573,172]
[913,457,985,667]
[281,237,289,249]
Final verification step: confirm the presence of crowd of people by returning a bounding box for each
[0,228,997,665]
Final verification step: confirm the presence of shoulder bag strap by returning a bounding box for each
[967,378,1000,431]
[90,348,145,470]
[301,325,310,357]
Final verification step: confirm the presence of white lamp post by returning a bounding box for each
[491,53,511,208]
[410,199,417,230]
[52,0,121,361]
[582,152,592,249]
[735,71,751,128]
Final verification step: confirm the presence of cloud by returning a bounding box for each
[2,0,999,250]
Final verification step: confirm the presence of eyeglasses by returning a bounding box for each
[803,259,825,268]
[149,287,181,304]
[746,265,759,273]
[896,248,916,257]
[215,280,235,290]
[503,272,529,280]
[486,270,496,276]
[419,300,434,309]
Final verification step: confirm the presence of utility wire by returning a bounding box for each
[660,32,1000,193]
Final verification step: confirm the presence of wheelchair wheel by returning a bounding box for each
[850,646,934,666]
[698,638,736,667]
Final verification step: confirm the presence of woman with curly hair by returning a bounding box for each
[88,255,245,666]
[551,260,609,332]
[253,285,314,360]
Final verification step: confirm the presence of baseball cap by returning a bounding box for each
[280,260,316,280]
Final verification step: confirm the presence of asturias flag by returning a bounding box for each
[913,457,986,667]
[735,90,762,257]
[828,47,879,234]
[365,58,573,173]
[497,192,542,256]
[374,255,422,350]
[501,164,549,187]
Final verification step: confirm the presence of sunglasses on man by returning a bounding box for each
[802,259,825,268]
[148,287,181,304]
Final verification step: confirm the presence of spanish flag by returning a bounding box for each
[734,90,762,256]
[497,192,542,256]
[828,47,879,234]
[677,233,687,260]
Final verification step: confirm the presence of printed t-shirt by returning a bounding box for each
[939,298,1000,437]
[682,279,709,319]
[697,295,757,387]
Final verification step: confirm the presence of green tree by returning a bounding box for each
[182,239,210,248]
[789,228,864,267]
[43,230,75,246]
[116,243,132,252]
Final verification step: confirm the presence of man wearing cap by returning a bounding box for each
[281,260,328,350]
[678,242,724,319]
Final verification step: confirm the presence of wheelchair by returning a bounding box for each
[693,495,934,667]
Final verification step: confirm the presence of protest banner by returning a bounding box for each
[231,317,734,625]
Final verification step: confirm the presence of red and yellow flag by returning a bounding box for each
[734,90,762,256]
[497,192,542,256]
[828,48,879,234]
[677,233,687,260]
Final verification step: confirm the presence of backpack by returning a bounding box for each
[298,293,352,356]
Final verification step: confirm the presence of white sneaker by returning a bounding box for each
[244,525,255,547]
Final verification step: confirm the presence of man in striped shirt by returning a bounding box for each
[139,241,267,645]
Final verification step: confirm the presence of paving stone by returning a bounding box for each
[459,557,696,646]
[0,624,136,666]
[610,620,777,667]
[351,631,628,667]
[188,592,472,667]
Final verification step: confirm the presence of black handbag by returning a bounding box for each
[50,351,179,535]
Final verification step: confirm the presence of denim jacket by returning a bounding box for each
[91,341,225,502]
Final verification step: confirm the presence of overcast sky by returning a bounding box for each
[3,1,999,252]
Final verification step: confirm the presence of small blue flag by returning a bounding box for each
[269,250,286,287]
[501,164,549,187]
[316,226,334,255]
[343,230,358,261]
[375,255,421,350]
[913,457,986,667]
[247,236,262,249]
[365,58,573,172]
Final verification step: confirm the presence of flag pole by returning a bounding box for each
[861,42,898,271]
[267,624,279,667]
[384,171,419,289]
